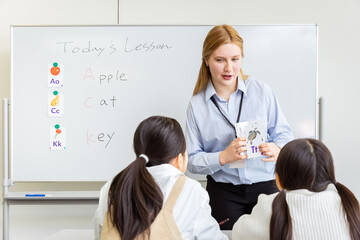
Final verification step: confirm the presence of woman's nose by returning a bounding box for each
[224,60,231,72]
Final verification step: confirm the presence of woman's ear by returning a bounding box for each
[275,173,283,191]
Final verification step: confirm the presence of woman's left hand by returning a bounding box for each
[258,143,281,162]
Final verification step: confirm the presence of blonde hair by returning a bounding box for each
[193,25,248,95]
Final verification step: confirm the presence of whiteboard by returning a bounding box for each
[11,25,317,181]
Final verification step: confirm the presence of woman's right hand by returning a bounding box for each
[219,137,247,166]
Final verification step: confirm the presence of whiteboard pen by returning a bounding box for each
[25,194,45,197]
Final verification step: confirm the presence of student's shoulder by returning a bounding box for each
[183,176,203,188]
[257,192,278,206]
[100,179,112,195]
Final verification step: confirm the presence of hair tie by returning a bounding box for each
[139,154,149,163]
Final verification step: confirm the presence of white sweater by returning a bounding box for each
[232,184,351,240]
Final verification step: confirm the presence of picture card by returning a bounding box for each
[235,120,266,159]
[48,62,64,87]
[48,90,63,117]
[49,124,66,150]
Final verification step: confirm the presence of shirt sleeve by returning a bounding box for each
[265,85,294,148]
[185,102,223,175]
[232,193,276,240]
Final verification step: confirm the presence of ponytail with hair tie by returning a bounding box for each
[139,154,149,163]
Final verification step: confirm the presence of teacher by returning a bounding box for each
[185,24,294,230]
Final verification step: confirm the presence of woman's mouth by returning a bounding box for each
[222,75,232,80]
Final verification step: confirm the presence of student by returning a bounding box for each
[232,138,360,240]
[95,116,228,240]
[185,24,293,230]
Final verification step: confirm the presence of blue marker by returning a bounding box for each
[25,194,45,197]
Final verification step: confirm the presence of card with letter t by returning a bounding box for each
[49,124,66,150]
[235,121,266,158]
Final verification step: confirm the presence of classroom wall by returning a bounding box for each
[1,0,359,239]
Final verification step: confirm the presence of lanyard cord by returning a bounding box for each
[210,92,244,138]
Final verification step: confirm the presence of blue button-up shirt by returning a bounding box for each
[185,77,294,185]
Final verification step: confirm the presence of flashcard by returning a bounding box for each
[48,62,64,87]
[48,90,63,117]
[235,121,266,159]
[50,124,66,150]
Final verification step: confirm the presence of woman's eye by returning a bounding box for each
[232,58,239,61]
[216,59,224,62]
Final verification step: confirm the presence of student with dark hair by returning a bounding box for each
[95,116,227,240]
[232,138,360,240]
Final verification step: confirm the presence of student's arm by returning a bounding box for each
[93,208,102,240]
[173,179,228,239]
[193,186,229,240]
[232,193,277,240]
[94,180,112,240]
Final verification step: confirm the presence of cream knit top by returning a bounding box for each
[232,184,351,240]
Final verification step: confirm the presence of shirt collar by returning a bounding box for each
[286,183,337,196]
[205,78,247,101]
[146,163,184,178]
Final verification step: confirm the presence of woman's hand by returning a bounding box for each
[258,143,281,162]
[219,137,247,166]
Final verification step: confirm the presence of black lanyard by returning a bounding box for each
[210,92,244,138]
